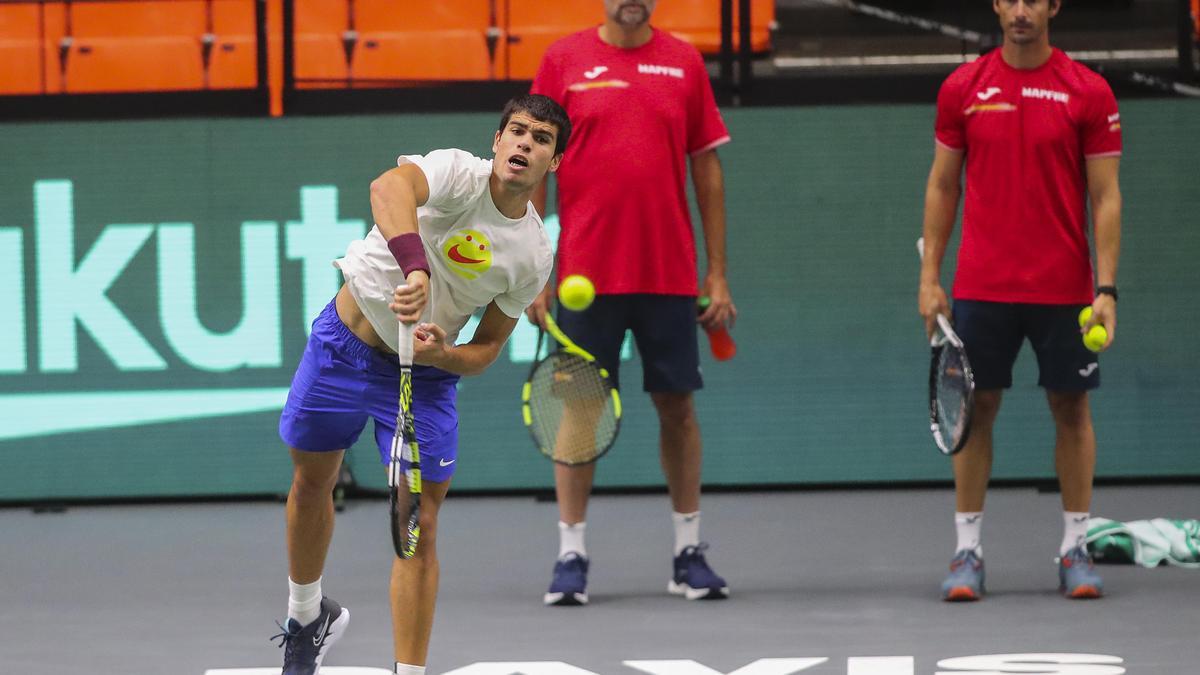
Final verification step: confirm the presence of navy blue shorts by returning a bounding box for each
[555,294,702,393]
[279,301,462,482]
[952,299,1099,392]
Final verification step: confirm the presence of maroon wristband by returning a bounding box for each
[386,233,430,277]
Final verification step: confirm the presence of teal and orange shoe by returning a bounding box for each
[941,549,985,601]
[1058,546,1104,599]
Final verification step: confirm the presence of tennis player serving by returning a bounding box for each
[273,94,568,674]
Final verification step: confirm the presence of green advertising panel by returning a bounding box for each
[1,101,1198,501]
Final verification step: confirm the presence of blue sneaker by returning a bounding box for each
[669,543,729,600]
[1058,545,1104,599]
[941,549,985,601]
[544,552,589,606]
[271,597,350,675]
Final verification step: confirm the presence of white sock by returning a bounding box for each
[558,521,586,559]
[287,576,323,627]
[672,511,700,556]
[954,512,983,555]
[1061,511,1090,556]
[395,663,425,675]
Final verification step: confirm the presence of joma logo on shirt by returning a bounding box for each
[638,63,684,79]
[1021,87,1070,104]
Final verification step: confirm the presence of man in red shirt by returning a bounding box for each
[918,0,1122,601]
[526,0,735,605]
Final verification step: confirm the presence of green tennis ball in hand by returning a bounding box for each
[1078,306,1093,327]
[558,274,595,311]
[1083,324,1108,352]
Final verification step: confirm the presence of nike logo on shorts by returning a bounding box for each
[439,458,455,467]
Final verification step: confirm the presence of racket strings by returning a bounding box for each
[527,353,617,465]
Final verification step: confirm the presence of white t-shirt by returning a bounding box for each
[335,148,553,352]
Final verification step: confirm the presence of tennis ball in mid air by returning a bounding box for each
[558,274,595,311]
[1078,306,1093,327]
[1083,325,1108,352]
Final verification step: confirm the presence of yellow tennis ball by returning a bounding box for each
[558,274,595,311]
[1078,306,1093,328]
[1083,324,1108,352]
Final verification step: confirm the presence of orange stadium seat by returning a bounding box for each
[506,0,596,79]
[653,0,775,53]
[352,32,494,81]
[207,0,258,88]
[294,34,349,83]
[295,0,497,83]
[504,0,774,80]
[60,1,207,93]
[62,39,206,93]
[294,0,347,34]
[352,0,493,80]
[293,0,348,82]
[353,0,491,32]
[0,2,42,94]
[288,0,772,86]
[39,1,67,93]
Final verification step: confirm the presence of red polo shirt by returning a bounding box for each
[532,28,730,295]
[935,48,1122,304]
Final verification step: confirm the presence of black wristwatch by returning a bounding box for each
[1096,285,1119,302]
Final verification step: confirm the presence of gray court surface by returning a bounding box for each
[3,485,1198,675]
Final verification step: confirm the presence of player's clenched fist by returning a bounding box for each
[390,271,429,323]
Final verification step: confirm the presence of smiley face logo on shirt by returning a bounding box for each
[444,229,493,280]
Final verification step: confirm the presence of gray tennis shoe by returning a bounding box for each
[1058,545,1104,599]
[941,548,985,601]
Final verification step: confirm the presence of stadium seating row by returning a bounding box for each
[0,1,256,94]
[294,0,773,83]
[1,0,773,95]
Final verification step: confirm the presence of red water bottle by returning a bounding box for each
[698,296,736,361]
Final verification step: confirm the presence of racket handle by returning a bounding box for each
[698,296,737,361]
[397,313,415,367]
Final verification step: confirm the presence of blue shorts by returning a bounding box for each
[953,299,1099,392]
[279,301,462,483]
[555,294,702,393]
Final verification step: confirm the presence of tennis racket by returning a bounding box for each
[917,237,975,455]
[521,314,621,465]
[388,320,421,559]
[929,312,975,455]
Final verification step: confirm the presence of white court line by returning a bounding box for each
[847,657,914,675]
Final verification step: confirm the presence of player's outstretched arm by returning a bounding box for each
[919,144,964,336]
[415,303,517,376]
